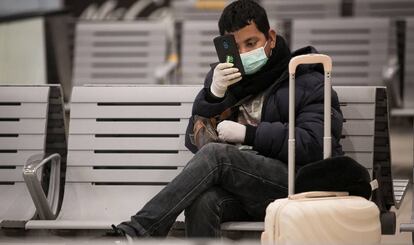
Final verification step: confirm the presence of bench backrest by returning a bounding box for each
[354,0,414,17]
[72,21,168,86]
[181,21,219,84]
[61,86,197,221]
[404,18,414,107]
[336,86,392,183]
[261,0,341,20]
[337,86,395,208]
[59,85,388,222]
[0,85,67,224]
[337,86,376,175]
[291,18,395,86]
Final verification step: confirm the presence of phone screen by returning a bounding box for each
[213,34,245,75]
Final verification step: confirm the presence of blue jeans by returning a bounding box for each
[117,143,288,237]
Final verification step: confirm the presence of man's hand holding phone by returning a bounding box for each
[210,63,242,98]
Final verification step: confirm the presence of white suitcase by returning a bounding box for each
[261,54,381,245]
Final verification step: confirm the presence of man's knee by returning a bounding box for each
[199,142,225,154]
[198,142,238,160]
[185,143,239,173]
[187,143,226,169]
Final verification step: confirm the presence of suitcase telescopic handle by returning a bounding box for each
[288,54,333,196]
[289,54,332,73]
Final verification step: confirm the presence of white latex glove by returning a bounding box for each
[217,120,246,143]
[210,63,242,98]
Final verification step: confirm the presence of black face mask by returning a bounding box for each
[227,35,291,101]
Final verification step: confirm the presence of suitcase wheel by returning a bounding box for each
[380,211,396,235]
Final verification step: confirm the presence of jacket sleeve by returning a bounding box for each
[184,67,238,153]
[252,82,342,166]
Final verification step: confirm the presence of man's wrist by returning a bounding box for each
[206,88,225,103]
[210,86,225,98]
[244,125,257,145]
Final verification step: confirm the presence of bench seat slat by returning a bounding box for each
[330,66,387,73]
[310,55,392,63]
[68,135,186,151]
[333,86,376,103]
[75,66,166,74]
[0,183,37,221]
[295,39,389,49]
[25,215,185,230]
[70,86,201,103]
[182,45,217,53]
[0,135,46,150]
[76,21,167,31]
[0,167,25,182]
[0,103,48,118]
[74,78,157,84]
[395,196,403,202]
[69,104,193,119]
[26,220,116,230]
[340,104,375,119]
[69,119,189,134]
[68,151,193,167]
[53,184,166,221]
[393,180,410,186]
[221,221,264,231]
[66,167,182,183]
[342,120,374,136]
[76,35,167,43]
[0,119,47,134]
[183,54,216,62]
[340,136,374,152]
[74,57,166,64]
[0,87,49,102]
[0,151,44,166]
[393,186,408,192]
[343,152,373,169]
[75,46,167,53]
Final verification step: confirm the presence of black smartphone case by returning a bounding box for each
[213,34,245,75]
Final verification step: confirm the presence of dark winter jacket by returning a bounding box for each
[185,46,344,167]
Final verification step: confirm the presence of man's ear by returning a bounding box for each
[268,29,277,49]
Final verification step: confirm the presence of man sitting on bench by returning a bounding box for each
[112,0,344,238]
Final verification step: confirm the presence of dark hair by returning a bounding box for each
[218,0,270,38]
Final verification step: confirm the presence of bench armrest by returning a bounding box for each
[23,153,61,220]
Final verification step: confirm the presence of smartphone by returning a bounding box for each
[213,34,245,75]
